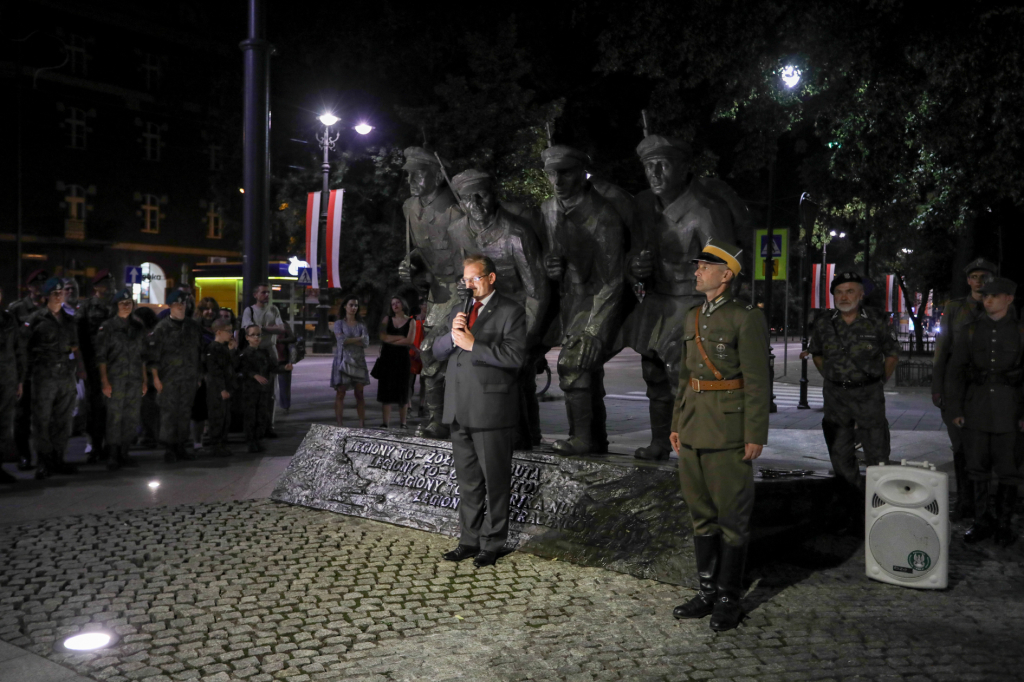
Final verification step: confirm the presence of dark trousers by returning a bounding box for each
[14,377,32,460]
[822,381,891,492]
[105,376,142,447]
[0,370,16,458]
[85,366,106,449]
[242,381,273,442]
[32,367,77,457]
[677,444,755,547]
[277,372,292,410]
[964,429,1023,485]
[450,421,515,552]
[207,384,232,446]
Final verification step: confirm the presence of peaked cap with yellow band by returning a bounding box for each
[692,237,743,276]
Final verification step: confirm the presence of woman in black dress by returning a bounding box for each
[371,295,416,428]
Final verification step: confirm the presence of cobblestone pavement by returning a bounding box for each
[2,499,1023,682]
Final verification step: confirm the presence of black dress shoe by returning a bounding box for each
[473,550,498,568]
[442,545,480,562]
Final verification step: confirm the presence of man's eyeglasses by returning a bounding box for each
[459,275,487,286]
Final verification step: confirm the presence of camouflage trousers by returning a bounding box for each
[157,373,198,446]
[821,379,890,492]
[85,366,106,451]
[207,383,232,447]
[242,381,273,442]
[104,376,142,447]
[31,365,77,457]
[0,367,17,457]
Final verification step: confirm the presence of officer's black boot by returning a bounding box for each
[674,534,719,619]
[964,480,995,544]
[553,391,593,456]
[636,397,672,461]
[416,375,450,440]
[107,445,122,471]
[709,542,747,632]
[953,449,974,519]
[994,484,1019,548]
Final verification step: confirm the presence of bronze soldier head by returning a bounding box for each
[403,146,444,199]
[451,170,497,225]
[636,135,692,204]
[541,145,589,201]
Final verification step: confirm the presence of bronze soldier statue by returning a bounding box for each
[539,146,628,455]
[625,136,739,460]
[448,169,549,448]
[397,147,465,440]
[931,257,997,519]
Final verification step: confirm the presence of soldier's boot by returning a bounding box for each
[635,398,672,461]
[709,542,747,632]
[416,376,450,440]
[953,449,974,519]
[107,445,122,471]
[964,480,995,544]
[552,391,593,456]
[993,484,1019,548]
[673,534,719,619]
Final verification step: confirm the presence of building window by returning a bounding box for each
[207,143,222,171]
[143,122,161,161]
[67,108,87,149]
[67,34,90,75]
[64,184,86,239]
[141,194,160,233]
[140,53,162,91]
[206,204,223,239]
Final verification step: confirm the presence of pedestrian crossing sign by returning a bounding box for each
[754,229,788,281]
[296,267,313,286]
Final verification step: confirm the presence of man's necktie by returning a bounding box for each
[468,300,483,328]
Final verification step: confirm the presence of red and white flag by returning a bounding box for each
[305,192,321,290]
[325,189,344,289]
[811,263,836,308]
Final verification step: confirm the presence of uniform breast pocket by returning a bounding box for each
[709,332,737,361]
[718,391,745,414]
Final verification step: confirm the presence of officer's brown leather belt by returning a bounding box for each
[690,377,744,392]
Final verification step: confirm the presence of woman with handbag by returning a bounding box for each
[331,295,370,427]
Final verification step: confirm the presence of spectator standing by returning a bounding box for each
[240,284,287,436]
[331,295,370,427]
[371,296,416,429]
[190,297,220,453]
[96,289,147,470]
[0,286,25,484]
[205,320,238,457]
[239,324,290,452]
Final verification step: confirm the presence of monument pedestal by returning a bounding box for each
[272,426,838,586]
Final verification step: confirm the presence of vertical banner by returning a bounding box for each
[810,263,835,308]
[305,192,321,290]
[325,189,344,289]
[884,275,895,312]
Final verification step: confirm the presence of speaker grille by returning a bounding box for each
[925,500,940,515]
[871,494,886,508]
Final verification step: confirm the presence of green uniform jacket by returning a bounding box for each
[22,308,79,371]
[206,341,238,394]
[147,316,203,381]
[932,295,985,395]
[671,292,771,448]
[808,307,899,384]
[77,294,115,368]
[0,310,26,384]
[947,311,1024,433]
[96,314,147,384]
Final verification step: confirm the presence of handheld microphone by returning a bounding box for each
[458,284,474,316]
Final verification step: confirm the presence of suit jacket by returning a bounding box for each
[432,292,527,429]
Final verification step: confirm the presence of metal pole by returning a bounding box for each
[15,39,24,296]
[313,123,337,353]
[240,0,272,307]
[765,161,776,413]
[797,193,818,410]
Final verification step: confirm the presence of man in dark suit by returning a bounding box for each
[432,254,527,567]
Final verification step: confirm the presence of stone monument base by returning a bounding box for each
[271,425,839,586]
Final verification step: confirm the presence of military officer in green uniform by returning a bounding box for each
[932,257,998,518]
[8,269,48,471]
[96,288,147,470]
[22,278,85,479]
[0,285,26,484]
[78,269,117,462]
[148,289,204,462]
[810,273,899,498]
[948,277,1023,547]
[397,147,466,440]
[670,238,770,632]
[539,145,628,455]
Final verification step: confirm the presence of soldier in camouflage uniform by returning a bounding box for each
[148,289,204,462]
[948,277,1023,547]
[0,286,26,484]
[8,269,48,471]
[96,288,147,470]
[239,324,290,452]
[205,320,238,457]
[931,257,997,519]
[809,272,900,501]
[625,136,741,461]
[669,239,770,632]
[539,146,628,455]
[22,278,84,479]
[447,169,549,449]
[78,269,117,462]
[397,147,466,440]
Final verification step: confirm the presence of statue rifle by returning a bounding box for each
[433,152,462,206]
[634,109,652,303]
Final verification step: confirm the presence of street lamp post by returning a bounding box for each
[797,193,818,409]
[312,114,339,354]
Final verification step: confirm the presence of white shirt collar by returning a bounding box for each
[474,291,496,309]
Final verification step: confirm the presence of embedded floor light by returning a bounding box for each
[148,481,160,489]
[57,630,118,653]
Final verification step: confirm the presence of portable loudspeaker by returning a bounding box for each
[864,460,949,589]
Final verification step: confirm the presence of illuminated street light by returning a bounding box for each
[780,64,802,89]
[319,113,339,126]
[354,122,374,135]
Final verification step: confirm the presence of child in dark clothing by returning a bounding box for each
[205,320,237,457]
[239,324,291,452]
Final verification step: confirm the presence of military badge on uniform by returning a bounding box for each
[715,343,728,359]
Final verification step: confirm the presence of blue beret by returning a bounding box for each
[42,277,65,295]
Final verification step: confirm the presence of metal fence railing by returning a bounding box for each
[897,333,935,355]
